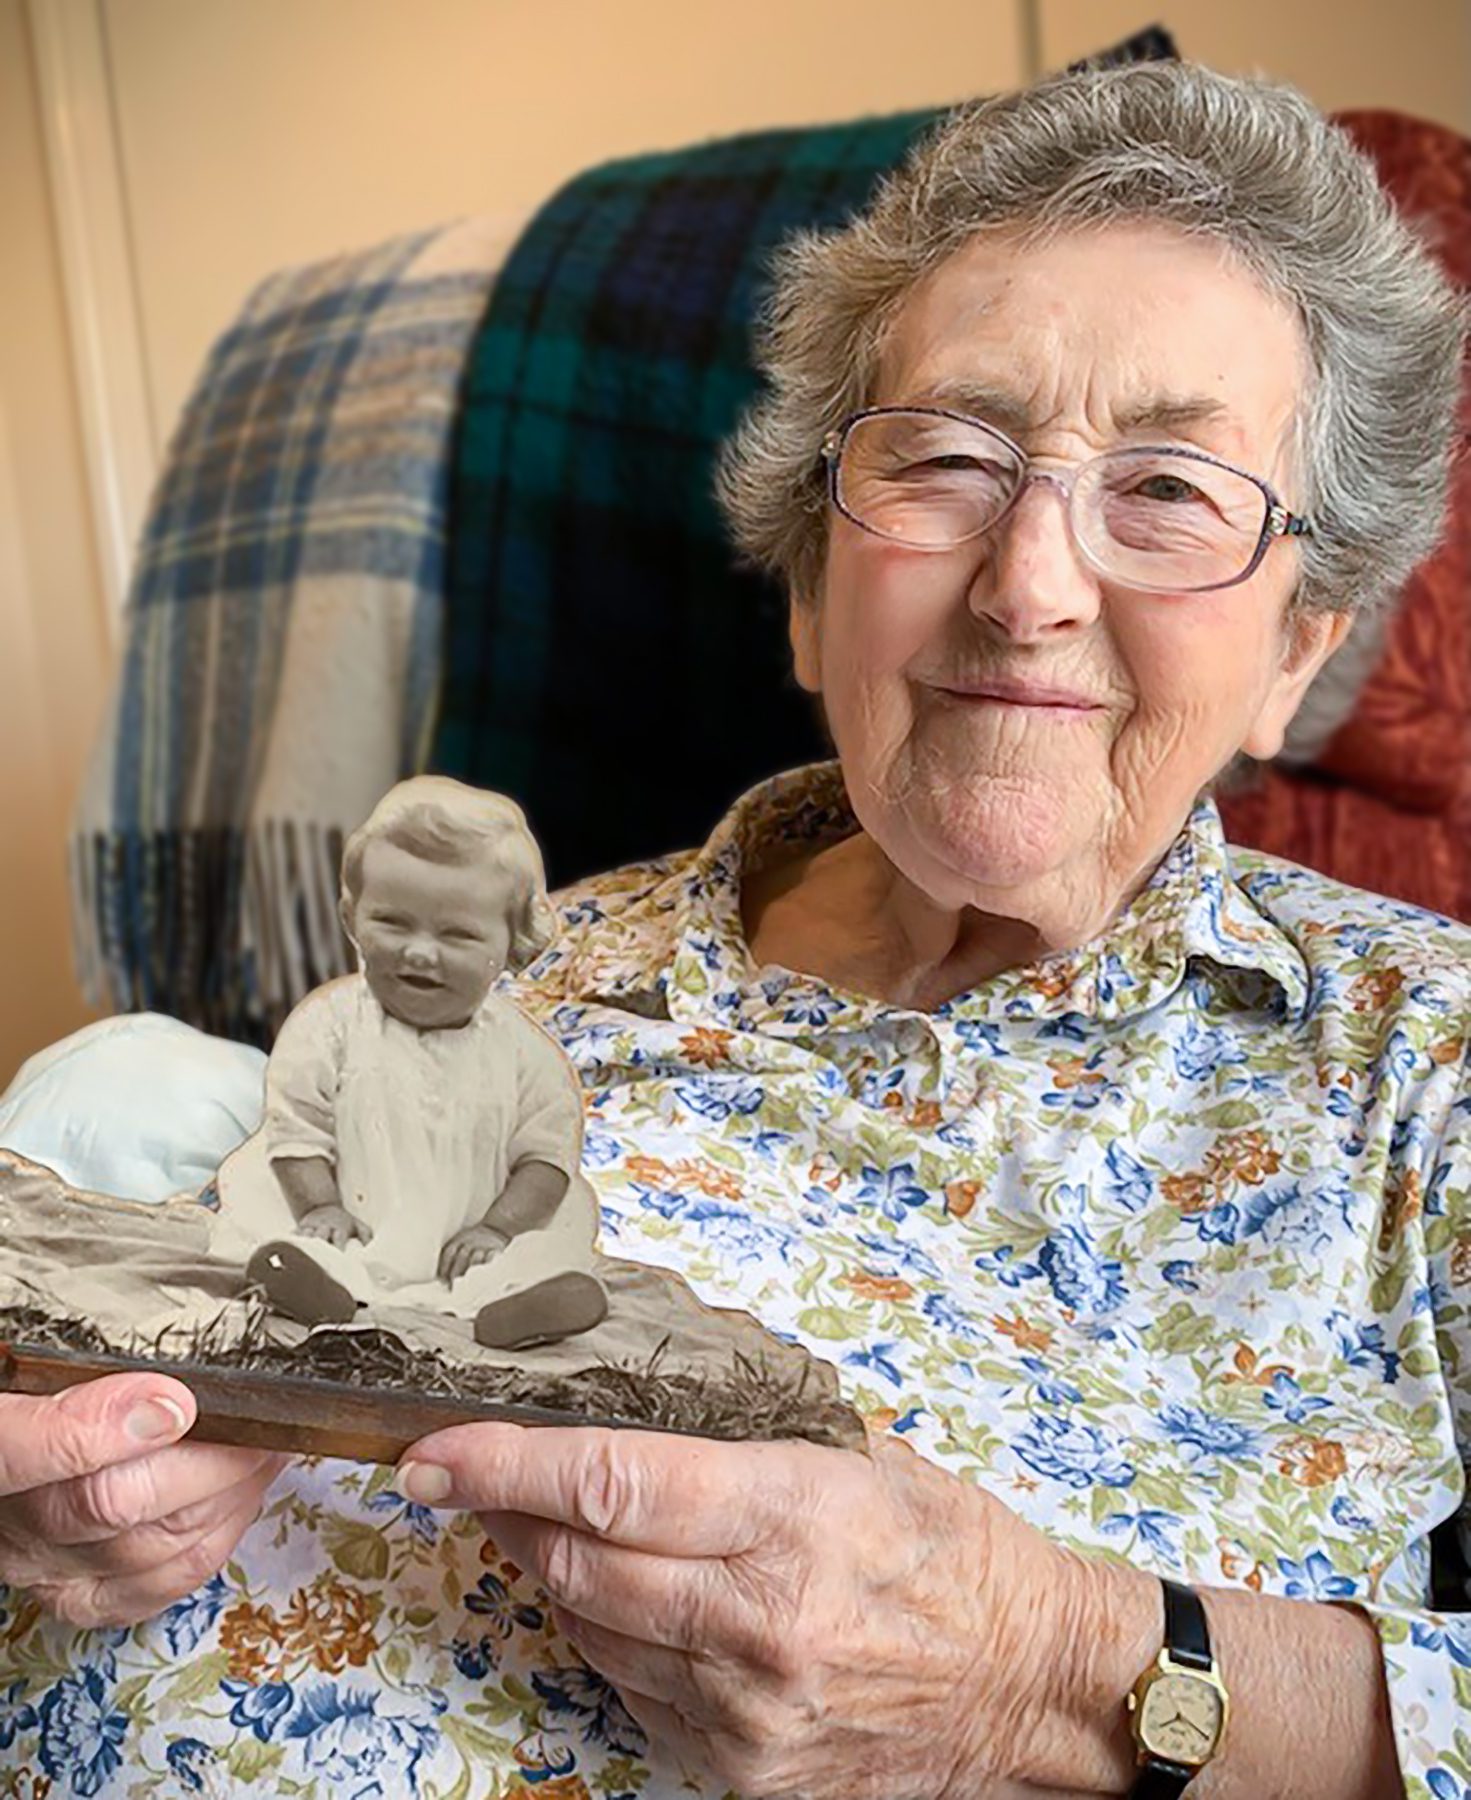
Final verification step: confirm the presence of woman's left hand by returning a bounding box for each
[397,1423,1119,1799]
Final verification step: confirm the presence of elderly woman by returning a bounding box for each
[0,59,1467,1800]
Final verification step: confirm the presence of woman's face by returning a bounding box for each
[793,223,1350,923]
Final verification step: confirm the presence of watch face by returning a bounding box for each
[1138,1670,1225,1766]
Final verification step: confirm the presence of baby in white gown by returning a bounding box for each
[213,778,607,1351]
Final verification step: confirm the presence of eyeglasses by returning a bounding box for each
[820,407,1312,595]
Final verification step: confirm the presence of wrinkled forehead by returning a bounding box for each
[874,222,1307,477]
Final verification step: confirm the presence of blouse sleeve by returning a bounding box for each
[505,1006,585,1180]
[261,985,346,1167]
[1356,1039,1471,1794]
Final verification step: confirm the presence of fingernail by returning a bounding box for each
[126,1396,189,1442]
[397,1461,453,1504]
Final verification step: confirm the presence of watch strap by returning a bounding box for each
[1131,1758,1199,1800]
[1129,1580,1216,1799]
[1161,1577,1213,1671]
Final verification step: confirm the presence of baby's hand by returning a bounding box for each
[297,1205,369,1249]
[439,1223,512,1284]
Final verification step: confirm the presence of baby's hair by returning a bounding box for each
[340,776,556,972]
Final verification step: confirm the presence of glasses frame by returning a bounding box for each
[820,406,1313,595]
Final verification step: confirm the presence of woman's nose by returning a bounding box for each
[966,477,1101,640]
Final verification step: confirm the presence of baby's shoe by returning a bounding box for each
[246,1240,359,1326]
[474,1272,608,1351]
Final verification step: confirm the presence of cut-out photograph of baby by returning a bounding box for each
[0,780,859,1458]
[216,779,610,1354]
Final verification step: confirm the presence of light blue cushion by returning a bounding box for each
[0,1015,266,1202]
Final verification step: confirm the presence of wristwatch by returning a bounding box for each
[1127,1578,1229,1797]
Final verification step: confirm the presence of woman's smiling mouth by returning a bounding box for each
[928,676,1105,713]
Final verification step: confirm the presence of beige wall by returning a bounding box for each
[104,0,1029,443]
[3,0,1468,1085]
[0,0,109,1086]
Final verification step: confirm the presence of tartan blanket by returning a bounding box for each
[72,216,516,1040]
[430,30,1177,888]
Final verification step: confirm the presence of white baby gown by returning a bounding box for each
[213,977,597,1319]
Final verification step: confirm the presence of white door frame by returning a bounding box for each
[26,0,156,638]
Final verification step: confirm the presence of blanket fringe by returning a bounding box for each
[71,822,350,1042]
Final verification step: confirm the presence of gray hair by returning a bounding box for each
[716,61,1466,618]
[341,776,555,972]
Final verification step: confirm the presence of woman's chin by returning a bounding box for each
[892,781,1097,897]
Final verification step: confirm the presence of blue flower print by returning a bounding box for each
[1428,1772,1471,1800]
[683,1200,795,1265]
[1103,1143,1153,1213]
[1411,1618,1471,1667]
[1172,1017,1248,1083]
[1325,1084,1358,1119]
[1381,1028,1419,1083]
[0,1678,36,1751]
[856,1233,944,1283]
[160,1573,230,1657]
[1161,1260,1200,1292]
[1037,1011,1089,1044]
[1327,1313,1401,1383]
[465,1571,545,1637]
[952,1019,1003,1054]
[973,1245,1042,1289]
[222,1677,295,1742]
[283,1682,440,1800]
[37,1665,127,1797]
[1158,1404,1260,1462]
[580,1130,622,1167]
[781,993,839,1027]
[1038,1225,1127,1315]
[1262,1372,1331,1426]
[1330,1494,1374,1532]
[1013,1415,1135,1490]
[165,1737,218,1794]
[365,1489,440,1546]
[452,1635,497,1681]
[531,1664,647,1756]
[842,1340,905,1387]
[922,1291,977,1340]
[1099,1508,1183,1559]
[1195,1202,1239,1246]
[855,1162,930,1225]
[1019,1355,1083,1407]
[1277,1550,1357,1600]
[672,1078,764,1122]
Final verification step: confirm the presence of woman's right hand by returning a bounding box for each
[0,1375,286,1629]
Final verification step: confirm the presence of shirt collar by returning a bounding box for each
[574,761,1308,1028]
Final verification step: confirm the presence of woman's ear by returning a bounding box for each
[1239,606,1356,762]
[788,591,823,695]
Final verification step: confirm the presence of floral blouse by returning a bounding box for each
[5,760,1471,1800]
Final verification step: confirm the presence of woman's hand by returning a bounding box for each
[0,1376,286,1630]
[296,1203,368,1248]
[438,1222,512,1283]
[397,1423,1125,1799]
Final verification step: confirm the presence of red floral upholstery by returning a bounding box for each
[1218,110,1471,917]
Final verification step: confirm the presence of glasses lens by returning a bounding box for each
[836,413,1021,549]
[1074,450,1269,592]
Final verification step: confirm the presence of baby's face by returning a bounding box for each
[351,838,515,1029]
